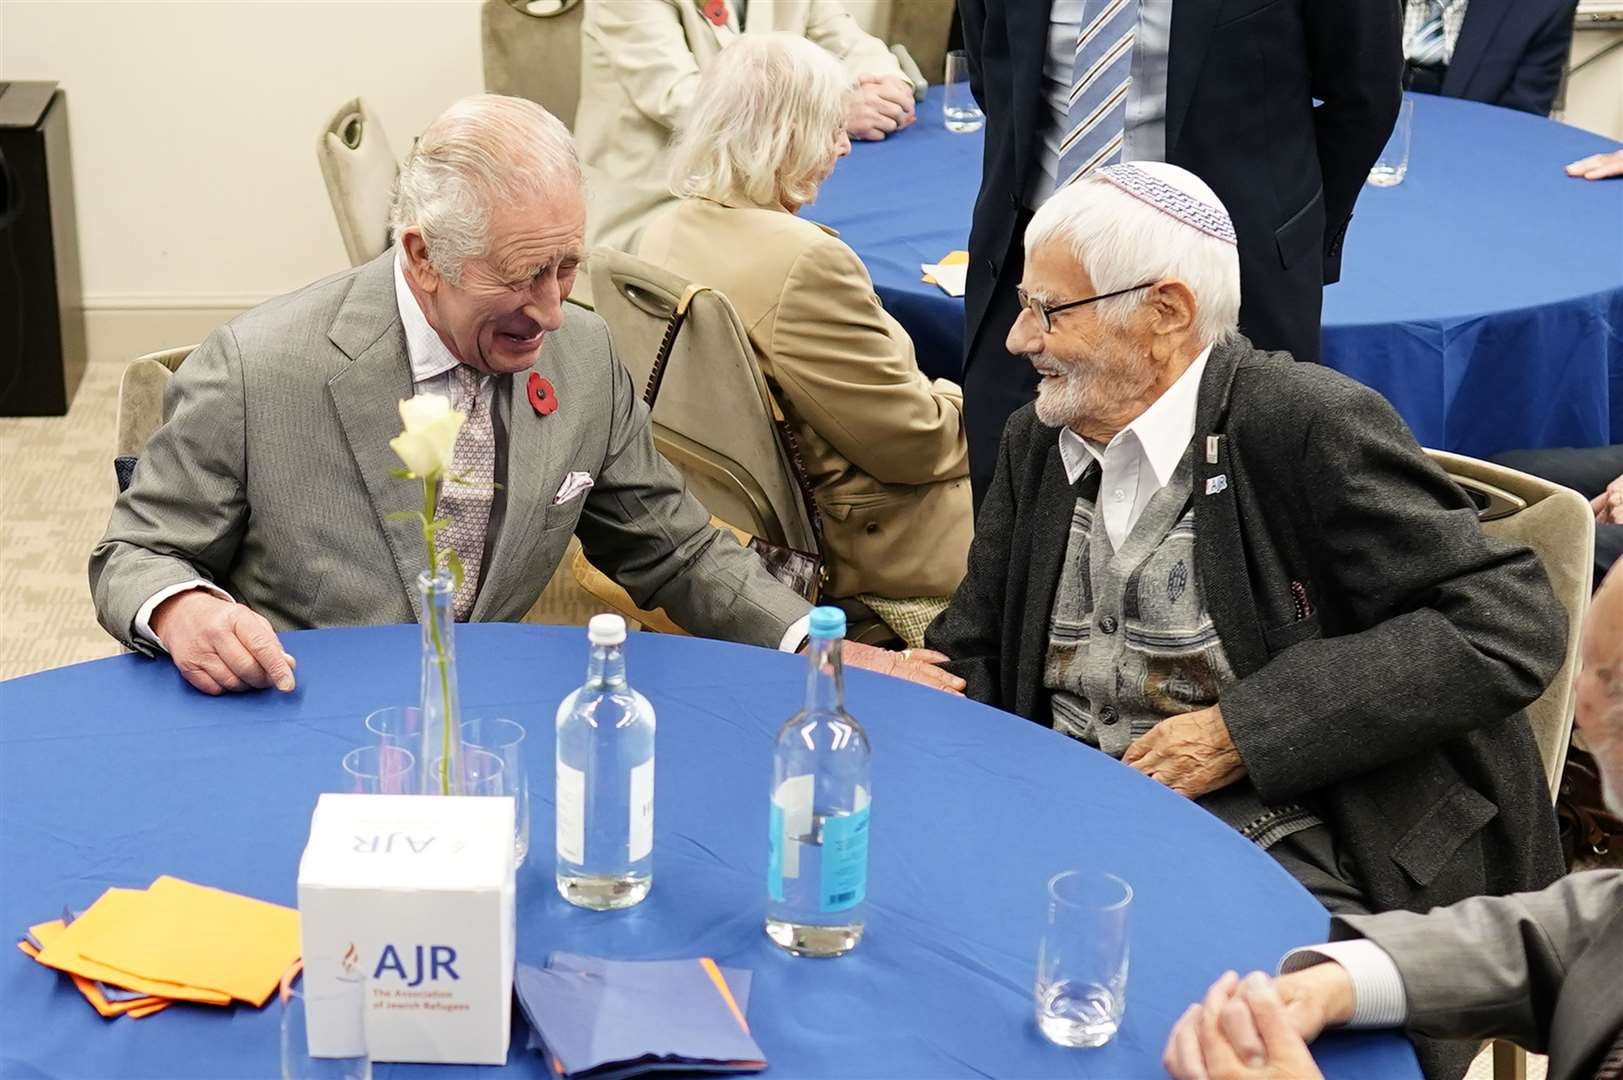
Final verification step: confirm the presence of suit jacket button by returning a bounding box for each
[1008,191,1020,208]
[1099,615,1118,634]
[986,258,998,277]
[1099,705,1118,725]
[865,522,880,534]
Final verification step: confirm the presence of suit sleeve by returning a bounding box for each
[581,0,705,132]
[1304,0,1404,283]
[574,322,810,648]
[803,0,905,78]
[1501,3,1578,116]
[89,325,251,654]
[959,0,987,108]
[924,415,1020,705]
[1333,871,1623,1050]
[1217,379,1568,802]
[768,237,969,486]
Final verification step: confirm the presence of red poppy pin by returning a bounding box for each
[701,0,729,27]
[527,372,559,417]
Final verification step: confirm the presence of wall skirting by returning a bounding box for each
[82,294,271,366]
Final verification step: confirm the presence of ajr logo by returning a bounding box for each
[374,944,459,987]
[353,833,435,854]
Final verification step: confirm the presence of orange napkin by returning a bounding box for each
[64,876,300,1008]
[19,931,171,1018]
[920,249,969,285]
[30,897,231,1005]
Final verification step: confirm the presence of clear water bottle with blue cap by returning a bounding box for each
[765,605,871,956]
[555,613,655,910]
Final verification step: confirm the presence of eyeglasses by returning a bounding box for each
[1015,282,1155,333]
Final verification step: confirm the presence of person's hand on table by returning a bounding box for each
[1164,968,1352,1080]
[1592,473,1623,524]
[842,641,965,695]
[1566,149,1623,180]
[1122,703,1245,798]
[150,589,297,695]
[846,75,917,141]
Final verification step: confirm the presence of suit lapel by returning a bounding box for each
[1192,338,1270,676]
[1165,0,1222,156]
[1547,903,1623,1080]
[1441,0,1508,100]
[326,252,423,619]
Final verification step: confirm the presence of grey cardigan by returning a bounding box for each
[927,336,1568,916]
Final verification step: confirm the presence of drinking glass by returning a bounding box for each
[340,745,416,796]
[462,717,530,867]
[942,50,984,133]
[1033,870,1132,1047]
[1368,96,1414,187]
[364,706,425,792]
[280,965,370,1080]
[430,747,506,798]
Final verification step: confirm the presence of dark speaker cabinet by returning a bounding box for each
[0,82,86,416]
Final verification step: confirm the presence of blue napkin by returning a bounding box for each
[515,954,765,1080]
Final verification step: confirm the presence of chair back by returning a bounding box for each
[316,98,398,266]
[1426,448,1596,798]
[115,346,193,491]
[480,0,584,128]
[588,248,816,552]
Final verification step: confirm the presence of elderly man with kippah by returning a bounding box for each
[927,163,1567,1074]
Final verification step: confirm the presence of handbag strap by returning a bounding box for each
[640,282,828,574]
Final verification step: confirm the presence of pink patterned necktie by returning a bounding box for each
[438,365,495,621]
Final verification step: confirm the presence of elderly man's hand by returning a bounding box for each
[1122,704,1244,798]
[1567,149,1623,180]
[150,589,297,696]
[1593,473,1623,524]
[846,74,917,140]
[1164,971,1334,1080]
[842,641,965,695]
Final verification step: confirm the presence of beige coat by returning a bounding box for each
[637,196,972,599]
[576,0,901,252]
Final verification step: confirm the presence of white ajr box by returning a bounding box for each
[297,793,516,1065]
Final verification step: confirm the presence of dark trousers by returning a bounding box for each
[1492,446,1623,586]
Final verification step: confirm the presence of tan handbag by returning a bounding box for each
[643,284,827,603]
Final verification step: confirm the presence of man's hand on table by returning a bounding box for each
[842,642,965,695]
[846,75,917,141]
[149,589,297,695]
[1164,968,1352,1080]
[1123,704,1245,798]
[1593,473,1623,524]
[1566,149,1623,181]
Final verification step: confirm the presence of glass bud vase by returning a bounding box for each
[418,571,463,796]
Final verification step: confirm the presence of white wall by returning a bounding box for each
[1,0,484,360]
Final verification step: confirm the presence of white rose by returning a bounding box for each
[389,393,465,478]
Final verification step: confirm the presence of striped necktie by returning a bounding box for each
[1407,1,1447,66]
[1057,0,1138,189]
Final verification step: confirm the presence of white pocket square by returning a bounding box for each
[552,471,594,506]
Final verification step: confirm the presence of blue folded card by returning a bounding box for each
[515,953,766,1080]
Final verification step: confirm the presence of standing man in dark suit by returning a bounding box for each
[1402,0,1578,117]
[957,0,1403,505]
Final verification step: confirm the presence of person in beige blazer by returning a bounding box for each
[636,34,972,643]
[576,0,914,252]
[89,95,964,698]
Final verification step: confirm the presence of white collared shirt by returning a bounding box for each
[1058,344,1211,551]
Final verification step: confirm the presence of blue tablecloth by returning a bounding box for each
[808,88,1623,457]
[0,625,1419,1078]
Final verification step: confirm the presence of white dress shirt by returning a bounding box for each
[1057,345,1211,551]
[1029,0,1175,208]
[138,253,810,654]
[1279,939,1410,1028]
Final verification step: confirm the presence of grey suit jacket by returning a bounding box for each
[90,251,809,651]
[1337,870,1623,1080]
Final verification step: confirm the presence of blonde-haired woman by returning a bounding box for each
[637,33,971,647]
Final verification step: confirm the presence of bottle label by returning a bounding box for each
[767,802,786,903]
[556,759,585,866]
[628,758,654,862]
[820,803,870,913]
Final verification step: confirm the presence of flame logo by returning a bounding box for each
[340,942,360,977]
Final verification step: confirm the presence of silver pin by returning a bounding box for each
[1206,435,1220,465]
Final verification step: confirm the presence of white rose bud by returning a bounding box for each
[390,393,466,478]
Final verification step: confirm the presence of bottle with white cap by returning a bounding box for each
[765,605,871,956]
[554,613,655,909]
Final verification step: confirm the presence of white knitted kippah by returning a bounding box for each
[1093,162,1238,246]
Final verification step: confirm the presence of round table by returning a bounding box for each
[808,88,1623,458]
[0,624,1420,1078]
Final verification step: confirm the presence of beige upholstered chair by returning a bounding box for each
[883,0,957,82]
[1424,449,1596,1080]
[480,0,584,129]
[316,98,399,267]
